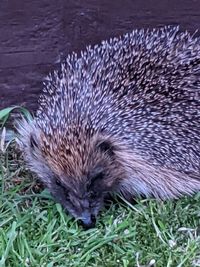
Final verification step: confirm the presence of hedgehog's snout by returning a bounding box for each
[79,211,96,229]
[65,191,103,229]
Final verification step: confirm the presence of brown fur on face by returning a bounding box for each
[41,130,124,186]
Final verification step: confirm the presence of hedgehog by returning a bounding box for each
[17,25,200,229]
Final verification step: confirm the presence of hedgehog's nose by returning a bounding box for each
[80,212,96,229]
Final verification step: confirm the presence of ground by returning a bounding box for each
[0,142,199,267]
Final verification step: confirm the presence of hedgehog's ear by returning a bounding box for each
[15,119,39,151]
[30,133,39,150]
[96,139,115,157]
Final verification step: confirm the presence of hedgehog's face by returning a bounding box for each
[18,125,123,229]
[47,139,123,229]
[43,138,123,229]
[51,167,110,229]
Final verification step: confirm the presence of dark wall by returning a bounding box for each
[0,0,200,112]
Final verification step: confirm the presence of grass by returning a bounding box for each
[0,109,200,267]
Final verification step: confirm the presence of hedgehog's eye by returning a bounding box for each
[55,179,70,199]
[92,172,104,182]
